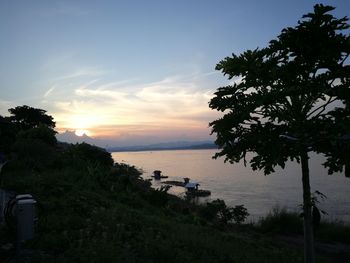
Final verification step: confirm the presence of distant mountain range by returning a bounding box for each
[56,130,97,145]
[56,130,217,152]
[106,140,217,152]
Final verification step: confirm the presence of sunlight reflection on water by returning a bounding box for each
[112,149,350,223]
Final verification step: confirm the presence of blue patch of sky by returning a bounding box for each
[0,0,349,102]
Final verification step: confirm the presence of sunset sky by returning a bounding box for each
[1,0,349,146]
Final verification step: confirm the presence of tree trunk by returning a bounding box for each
[301,150,315,263]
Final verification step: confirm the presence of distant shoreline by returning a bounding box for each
[107,143,217,152]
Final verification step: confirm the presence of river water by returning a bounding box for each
[112,149,350,223]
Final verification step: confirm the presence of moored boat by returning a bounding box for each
[151,170,168,180]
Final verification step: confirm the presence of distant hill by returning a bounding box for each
[56,130,97,145]
[56,131,217,152]
[106,140,217,152]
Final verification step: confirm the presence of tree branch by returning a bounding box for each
[340,53,349,66]
[307,96,337,118]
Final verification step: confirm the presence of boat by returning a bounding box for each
[161,177,212,197]
[184,181,211,197]
[161,180,184,186]
[162,177,191,187]
[151,170,168,180]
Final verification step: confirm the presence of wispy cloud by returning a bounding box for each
[44,70,221,141]
[44,86,55,97]
[53,68,109,81]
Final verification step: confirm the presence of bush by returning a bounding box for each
[17,125,57,146]
[257,207,303,234]
[231,205,250,225]
[316,220,350,243]
[12,138,57,170]
[199,199,249,225]
[0,116,19,153]
[147,185,171,207]
[64,143,114,167]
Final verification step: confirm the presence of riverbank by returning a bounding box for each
[112,149,350,223]
[0,143,349,262]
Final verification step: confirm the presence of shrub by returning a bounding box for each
[257,207,303,234]
[231,205,250,225]
[12,138,57,170]
[147,185,171,207]
[199,199,249,225]
[17,125,57,146]
[316,220,350,243]
[64,143,114,167]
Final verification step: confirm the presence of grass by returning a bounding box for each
[0,155,346,262]
[256,207,303,235]
[255,206,350,244]
[316,220,350,244]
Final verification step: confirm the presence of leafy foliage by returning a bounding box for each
[0,116,18,153]
[1,154,307,263]
[12,138,57,170]
[146,185,172,207]
[199,199,249,225]
[209,4,350,175]
[17,125,57,146]
[8,105,55,130]
[1,105,56,154]
[64,142,114,167]
[257,207,303,234]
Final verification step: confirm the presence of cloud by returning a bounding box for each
[0,99,16,115]
[44,70,222,143]
[53,68,108,81]
[44,86,55,97]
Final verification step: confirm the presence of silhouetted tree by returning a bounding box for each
[209,5,349,263]
[0,115,18,153]
[66,143,114,167]
[17,124,57,146]
[8,105,55,130]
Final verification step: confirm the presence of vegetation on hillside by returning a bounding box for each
[0,105,326,262]
[0,105,307,262]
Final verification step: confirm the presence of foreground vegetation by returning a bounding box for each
[209,5,350,263]
[0,105,349,262]
[0,144,303,263]
[1,144,349,262]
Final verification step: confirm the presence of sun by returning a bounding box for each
[75,129,89,137]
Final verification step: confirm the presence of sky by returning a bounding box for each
[1,0,349,147]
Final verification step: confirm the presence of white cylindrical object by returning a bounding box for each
[16,198,37,241]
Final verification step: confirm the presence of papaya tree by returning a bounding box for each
[209,5,349,263]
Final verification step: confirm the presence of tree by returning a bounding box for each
[66,142,114,167]
[209,5,349,263]
[17,124,57,146]
[0,115,18,153]
[8,105,55,130]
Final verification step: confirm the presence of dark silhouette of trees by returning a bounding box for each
[1,105,56,158]
[66,142,114,167]
[209,5,349,263]
[0,116,18,153]
[17,124,57,146]
[11,123,58,169]
[8,105,55,130]
[1,105,116,171]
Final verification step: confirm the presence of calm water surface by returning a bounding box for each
[112,149,350,222]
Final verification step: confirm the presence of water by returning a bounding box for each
[112,149,350,223]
